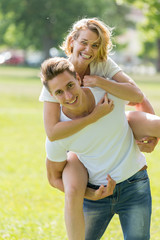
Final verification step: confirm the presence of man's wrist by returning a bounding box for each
[84,187,96,200]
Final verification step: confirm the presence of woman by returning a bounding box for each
[40,18,155,142]
[39,18,157,240]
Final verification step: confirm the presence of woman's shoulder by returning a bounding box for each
[90,56,121,78]
[90,57,115,72]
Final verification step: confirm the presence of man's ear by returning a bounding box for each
[76,73,82,86]
[48,89,53,96]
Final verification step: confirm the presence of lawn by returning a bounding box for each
[0,65,160,239]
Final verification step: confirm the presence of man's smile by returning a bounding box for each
[66,96,78,105]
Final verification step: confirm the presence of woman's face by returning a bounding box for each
[71,28,100,65]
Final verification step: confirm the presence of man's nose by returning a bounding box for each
[65,91,73,101]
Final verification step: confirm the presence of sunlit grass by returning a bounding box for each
[0,66,160,239]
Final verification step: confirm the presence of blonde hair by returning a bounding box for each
[61,18,113,62]
[40,57,76,92]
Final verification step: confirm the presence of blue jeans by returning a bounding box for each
[83,170,152,240]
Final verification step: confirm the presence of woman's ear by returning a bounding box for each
[76,73,82,86]
[70,37,74,48]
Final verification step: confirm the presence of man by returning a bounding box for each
[40,57,155,240]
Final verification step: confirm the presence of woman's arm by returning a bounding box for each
[44,95,114,141]
[112,72,155,114]
[83,71,155,115]
[44,101,97,141]
[83,71,144,103]
[132,97,155,114]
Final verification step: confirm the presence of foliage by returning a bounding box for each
[0,66,160,239]
[0,0,133,57]
[120,0,160,71]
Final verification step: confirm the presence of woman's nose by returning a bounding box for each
[85,44,92,52]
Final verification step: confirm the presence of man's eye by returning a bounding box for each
[68,83,74,88]
[55,90,63,95]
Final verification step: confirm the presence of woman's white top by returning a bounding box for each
[39,57,122,102]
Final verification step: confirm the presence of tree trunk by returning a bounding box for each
[42,35,53,60]
[157,38,160,72]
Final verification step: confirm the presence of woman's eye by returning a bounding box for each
[92,44,99,49]
[81,41,87,45]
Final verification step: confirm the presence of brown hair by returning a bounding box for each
[61,18,113,62]
[40,57,76,92]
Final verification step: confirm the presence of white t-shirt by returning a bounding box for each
[39,57,122,102]
[46,87,146,186]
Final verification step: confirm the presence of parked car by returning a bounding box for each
[0,50,25,65]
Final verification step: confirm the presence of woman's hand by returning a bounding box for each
[83,75,99,87]
[90,93,114,122]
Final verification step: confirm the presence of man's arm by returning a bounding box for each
[46,157,116,201]
[46,158,67,192]
[84,174,116,200]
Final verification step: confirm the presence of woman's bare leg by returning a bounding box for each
[63,152,88,240]
[126,111,160,139]
[126,111,160,152]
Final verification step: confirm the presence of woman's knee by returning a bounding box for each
[64,184,85,209]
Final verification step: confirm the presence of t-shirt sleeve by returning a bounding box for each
[39,86,58,102]
[45,137,67,162]
[103,57,122,79]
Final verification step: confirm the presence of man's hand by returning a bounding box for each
[136,136,159,153]
[90,93,114,122]
[85,174,116,201]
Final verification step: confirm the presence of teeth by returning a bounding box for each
[81,53,91,59]
[67,97,77,104]
[70,99,76,103]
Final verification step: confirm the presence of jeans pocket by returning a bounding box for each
[127,170,148,184]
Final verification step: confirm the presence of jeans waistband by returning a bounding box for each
[87,182,105,190]
[87,166,147,190]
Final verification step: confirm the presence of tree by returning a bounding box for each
[121,0,160,71]
[0,0,133,58]
[0,0,90,58]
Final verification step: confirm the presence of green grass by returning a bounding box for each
[0,65,160,239]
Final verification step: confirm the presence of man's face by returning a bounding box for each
[48,71,82,109]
